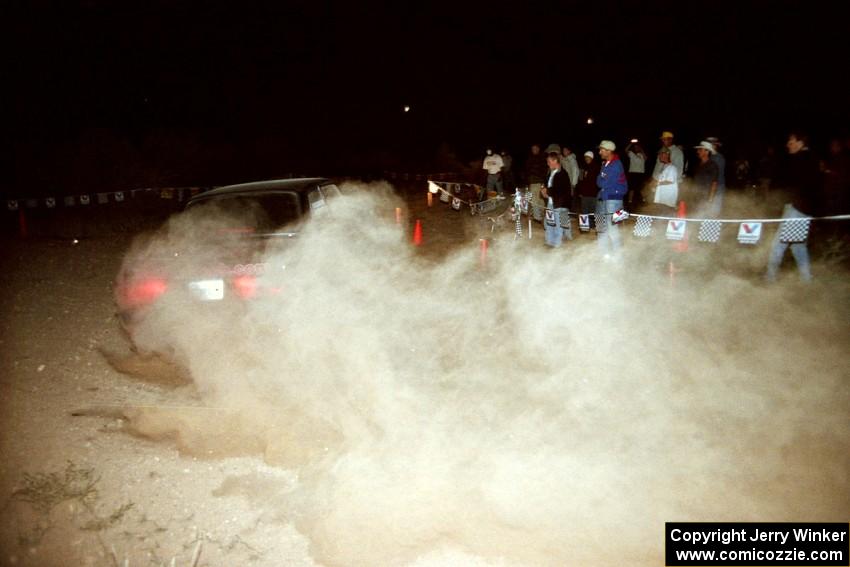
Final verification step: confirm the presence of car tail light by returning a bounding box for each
[123,277,168,306]
[232,275,257,299]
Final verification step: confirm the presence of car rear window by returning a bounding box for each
[186,192,302,232]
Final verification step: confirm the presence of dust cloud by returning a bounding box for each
[123,181,849,566]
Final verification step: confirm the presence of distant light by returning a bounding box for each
[403,105,411,113]
[631,138,639,143]
[586,117,594,125]
[72,239,79,245]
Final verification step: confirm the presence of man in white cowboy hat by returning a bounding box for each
[692,140,719,211]
[596,140,628,257]
[706,136,726,215]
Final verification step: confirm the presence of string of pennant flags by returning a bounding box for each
[6,187,211,212]
[427,180,850,246]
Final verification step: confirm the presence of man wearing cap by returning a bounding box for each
[596,140,628,257]
[652,131,685,183]
[692,141,719,210]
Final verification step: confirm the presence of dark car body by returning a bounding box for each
[115,178,341,336]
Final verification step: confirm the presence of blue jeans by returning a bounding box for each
[596,198,624,256]
[766,204,812,282]
[486,173,503,194]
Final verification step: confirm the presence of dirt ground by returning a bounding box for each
[0,183,847,567]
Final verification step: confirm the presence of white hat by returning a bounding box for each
[694,141,717,154]
[598,140,616,151]
[583,151,594,158]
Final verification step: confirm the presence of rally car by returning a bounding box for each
[114,178,341,338]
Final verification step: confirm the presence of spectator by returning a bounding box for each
[651,147,679,209]
[540,152,571,209]
[482,148,504,199]
[691,141,719,212]
[596,140,628,258]
[577,150,601,227]
[706,136,727,215]
[500,149,515,197]
[652,131,685,183]
[525,144,548,210]
[560,146,580,194]
[625,141,647,205]
[765,131,820,283]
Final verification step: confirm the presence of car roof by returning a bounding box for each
[188,178,332,203]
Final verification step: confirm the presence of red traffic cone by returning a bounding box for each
[413,219,423,246]
[674,200,688,252]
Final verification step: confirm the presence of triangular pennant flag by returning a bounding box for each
[97,193,109,204]
[698,220,722,243]
[633,216,653,237]
[79,195,90,205]
[737,222,762,244]
[451,197,461,210]
[114,191,125,202]
[64,196,75,207]
[779,218,811,243]
[579,214,590,231]
[45,197,56,208]
[7,200,19,211]
[25,199,38,209]
[665,219,686,240]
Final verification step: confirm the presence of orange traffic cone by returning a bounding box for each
[479,238,488,267]
[395,207,402,224]
[413,219,423,246]
[674,200,688,252]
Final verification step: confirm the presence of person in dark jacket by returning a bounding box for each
[524,144,549,211]
[576,151,601,230]
[540,152,571,209]
[765,131,821,283]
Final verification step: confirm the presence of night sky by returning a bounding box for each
[5,1,849,190]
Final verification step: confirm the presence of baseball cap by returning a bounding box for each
[660,131,674,139]
[583,151,594,158]
[598,140,616,151]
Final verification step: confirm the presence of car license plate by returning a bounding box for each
[188,279,224,301]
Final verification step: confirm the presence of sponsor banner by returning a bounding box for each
[666,219,686,240]
[737,222,762,244]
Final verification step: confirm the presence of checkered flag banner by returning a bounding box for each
[531,202,544,222]
[633,216,653,237]
[779,218,811,243]
[595,212,608,233]
[698,220,722,243]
